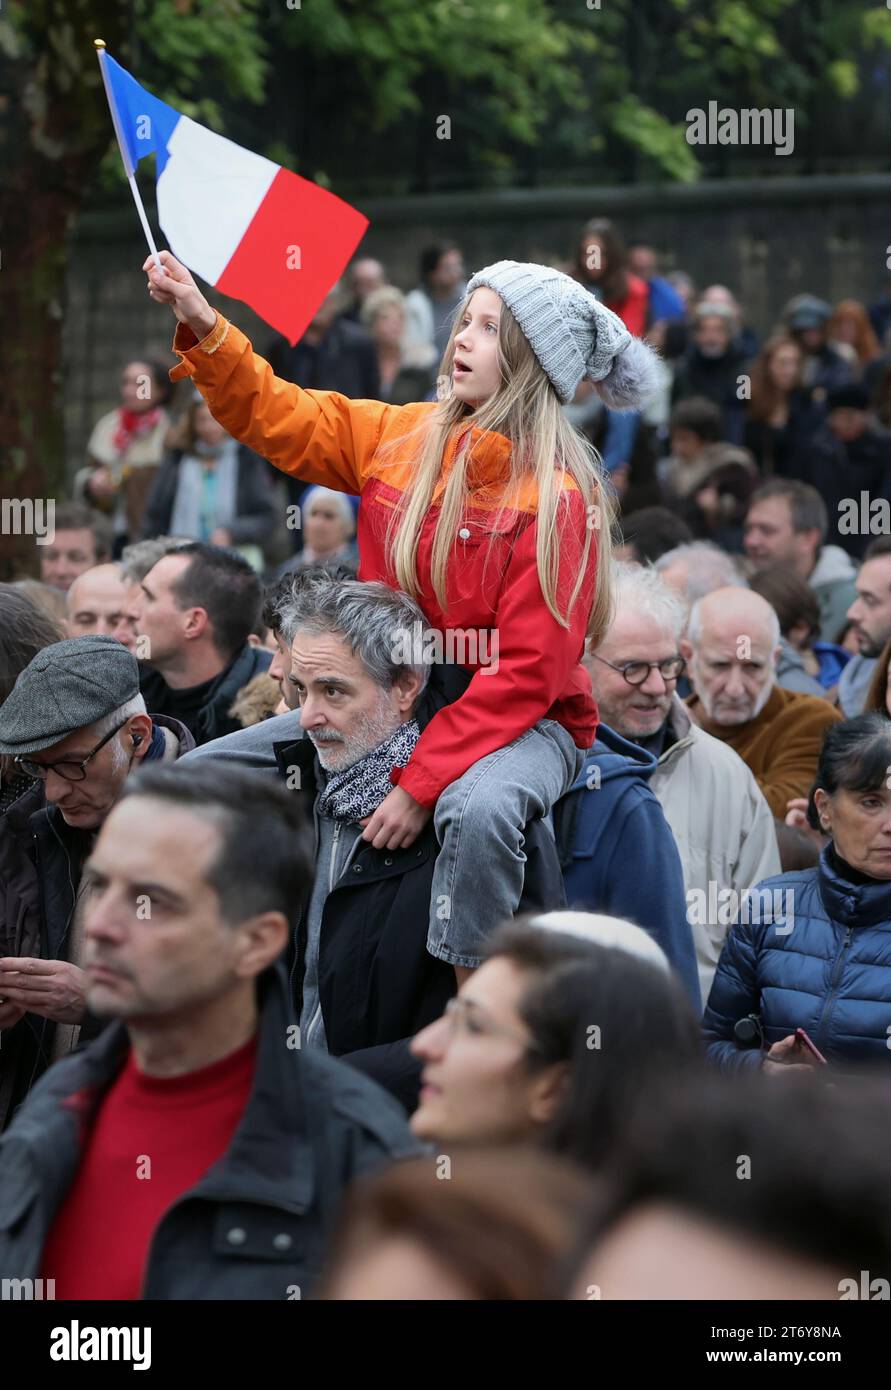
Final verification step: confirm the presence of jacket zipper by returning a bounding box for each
[813,924,853,1050]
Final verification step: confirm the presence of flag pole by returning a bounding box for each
[93,39,163,272]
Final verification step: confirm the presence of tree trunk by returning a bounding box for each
[0,2,128,579]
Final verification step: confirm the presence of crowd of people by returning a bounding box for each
[1,218,890,1303]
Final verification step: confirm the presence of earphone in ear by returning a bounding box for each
[132,734,143,748]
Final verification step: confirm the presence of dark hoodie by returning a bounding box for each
[554,723,701,1010]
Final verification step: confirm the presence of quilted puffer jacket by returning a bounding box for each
[703,846,891,1070]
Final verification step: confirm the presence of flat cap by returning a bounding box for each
[0,635,141,756]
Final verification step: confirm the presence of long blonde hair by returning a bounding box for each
[381,293,614,646]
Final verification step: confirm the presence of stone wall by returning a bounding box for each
[64,173,891,472]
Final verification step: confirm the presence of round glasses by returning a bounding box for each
[591,654,686,687]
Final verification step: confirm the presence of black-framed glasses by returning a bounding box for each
[14,720,130,783]
[591,653,686,687]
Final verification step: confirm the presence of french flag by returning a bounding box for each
[99,51,369,344]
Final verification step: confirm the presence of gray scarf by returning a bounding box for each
[316,720,420,823]
[169,439,239,540]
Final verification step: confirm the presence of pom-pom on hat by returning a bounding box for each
[465,259,662,410]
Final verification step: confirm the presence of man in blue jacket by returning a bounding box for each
[554,723,701,1010]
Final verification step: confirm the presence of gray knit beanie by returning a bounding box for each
[465,259,661,409]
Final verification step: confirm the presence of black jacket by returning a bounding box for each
[790,421,891,559]
[0,965,419,1298]
[275,675,567,1111]
[672,345,751,444]
[141,446,277,547]
[0,716,196,1131]
[139,645,273,746]
[268,317,380,401]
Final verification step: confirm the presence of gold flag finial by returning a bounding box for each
[94,38,106,50]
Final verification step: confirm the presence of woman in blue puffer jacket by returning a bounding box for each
[704,714,891,1072]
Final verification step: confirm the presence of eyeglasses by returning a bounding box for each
[590,653,686,687]
[442,996,536,1051]
[14,720,129,783]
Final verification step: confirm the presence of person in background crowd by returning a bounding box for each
[657,396,724,506]
[793,384,891,560]
[0,762,419,1298]
[864,632,891,718]
[613,506,693,564]
[839,536,891,717]
[573,218,649,335]
[676,442,758,554]
[583,563,779,1000]
[564,1076,891,1300]
[827,299,881,376]
[38,502,113,593]
[410,913,702,1169]
[135,542,272,745]
[339,257,388,323]
[360,286,438,405]
[118,535,190,587]
[319,1148,591,1301]
[698,284,759,360]
[11,579,68,629]
[655,540,746,606]
[744,332,825,475]
[0,637,195,1131]
[671,302,749,445]
[705,714,891,1071]
[288,486,358,574]
[77,359,175,546]
[0,586,65,812]
[404,242,468,362]
[625,242,686,342]
[65,563,140,652]
[683,587,841,819]
[782,295,853,401]
[142,393,276,568]
[268,281,380,401]
[743,479,858,644]
[554,719,700,1007]
[748,566,850,696]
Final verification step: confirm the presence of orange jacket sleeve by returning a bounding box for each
[169,313,396,495]
[394,490,598,808]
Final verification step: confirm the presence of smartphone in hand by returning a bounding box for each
[794,1027,828,1066]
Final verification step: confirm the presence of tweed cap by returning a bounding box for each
[0,635,141,756]
[465,259,661,409]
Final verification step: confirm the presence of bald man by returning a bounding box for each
[66,563,139,652]
[682,588,841,819]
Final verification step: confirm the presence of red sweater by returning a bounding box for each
[170,315,600,808]
[40,1035,257,1299]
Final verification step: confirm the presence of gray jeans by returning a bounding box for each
[426,719,585,969]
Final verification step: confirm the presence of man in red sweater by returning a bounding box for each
[0,762,418,1300]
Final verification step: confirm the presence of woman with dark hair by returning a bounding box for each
[748,564,850,694]
[573,218,649,335]
[744,332,825,474]
[704,713,891,1071]
[318,1148,592,1300]
[409,912,702,1171]
[0,585,64,811]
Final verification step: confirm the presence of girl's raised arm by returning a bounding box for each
[144,251,394,496]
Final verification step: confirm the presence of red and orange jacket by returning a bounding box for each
[170,314,599,808]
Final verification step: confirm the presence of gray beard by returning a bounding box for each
[309,698,402,773]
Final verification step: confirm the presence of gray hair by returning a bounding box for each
[687,595,781,649]
[93,693,147,738]
[655,542,748,604]
[608,561,688,643]
[278,571,431,693]
[303,486,355,538]
[119,536,191,584]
